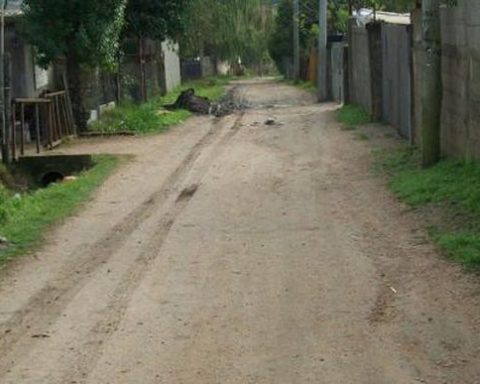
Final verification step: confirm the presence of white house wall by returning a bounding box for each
[161,41,181,92]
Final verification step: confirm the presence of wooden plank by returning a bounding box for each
[47,102,53,149]
[43,90,66,97]
[61,95,70,135]
[54,96,63,136]
[20,103,25,156]
[14,98,51,104]
[35,104,40,154]
[61,73,77,135]
[11,102,16,160]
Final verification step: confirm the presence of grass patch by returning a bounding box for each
[0,155,119,265]
[338,104,372,128]
[354,132,370,141]
[283,79,317,93]
[90,76,230,135]
[377,147,480,268]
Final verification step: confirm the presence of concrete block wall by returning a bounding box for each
[412,9,423,146]
[381,23,412,140]
[349,26,372,112]
[330,43,346,103]
[201,56,215,78]
[161,41,181,93]
[440,0,480,159]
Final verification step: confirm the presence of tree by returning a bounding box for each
[123,0,189,101]
[124,0,188,40]
[22,0,127,130]
[269,0,324,76]
[181,0,274,71]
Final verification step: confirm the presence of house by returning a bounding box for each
[4,0,183,129]
[5,0,54,99]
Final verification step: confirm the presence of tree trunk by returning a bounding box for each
[139,37,147,102]
[66,56,89,132]
[293,0,300,82]
[318,0,328,101]
[421,0,442,166]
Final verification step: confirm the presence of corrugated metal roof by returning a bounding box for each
[354,8,411,26]
[376,11,411,25]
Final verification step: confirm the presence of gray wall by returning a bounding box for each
[412,9,423,146]
[440,0,480,160]
[161,41,181,93]
[6,20,53,99]
[381,23,413,140]
[201,56,215,77]
[330,43,346,103]
[350,26,372,112]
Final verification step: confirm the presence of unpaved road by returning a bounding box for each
[0,79,479,383]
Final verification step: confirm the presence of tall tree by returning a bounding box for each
[181,0,274,70]
[124,0,188,40]
[23,0,127,130]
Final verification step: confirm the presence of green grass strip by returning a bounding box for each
[337,104,372,128]
[0,155,119,265]
[90,76,231,135]
[376,147,480,268]
[283,79,317,93]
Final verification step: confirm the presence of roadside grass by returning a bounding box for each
[0,155,119,266]
[89,76,230,135]
[337,104,372,129]
[283,79,317,93]
[376,147,480,268]
[354,132,370,141]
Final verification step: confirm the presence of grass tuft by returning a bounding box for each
[377,147,480,268]
[338,104,372,128]
[0,155,119,265]
[90,77,230,135]
[354,132,370,141]
[282,79,317,93]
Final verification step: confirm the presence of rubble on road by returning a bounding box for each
[164,88,250,117]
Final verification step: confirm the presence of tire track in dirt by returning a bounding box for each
[60,112,245,383]
[0,114,243,377]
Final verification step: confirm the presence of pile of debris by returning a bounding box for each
[164,88,250,117]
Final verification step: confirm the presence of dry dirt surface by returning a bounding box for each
[0,79,479,384]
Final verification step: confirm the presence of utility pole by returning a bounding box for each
[293,0,300,82]
[421,0,442,166]
[317,0,328,101]
[0,0,7,164]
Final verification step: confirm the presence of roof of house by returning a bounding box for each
[354,8,411,26]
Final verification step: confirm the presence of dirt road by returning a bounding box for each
[0,79,479,383]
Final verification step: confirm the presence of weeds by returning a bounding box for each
[0,155,119,265]
[337,104,372,128]
[354,132,370,141]
[377,147,480,268]
[283,79,317,93]
[90,77,230,135]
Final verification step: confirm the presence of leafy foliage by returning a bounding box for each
[0,156,119,265]
[22,0,127,70]
[377,147,480,268]
[124,0,189,39]
[181,0,274,66]
[269,0,350,73]
[337,104,372,128]
[90,77,229,134]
